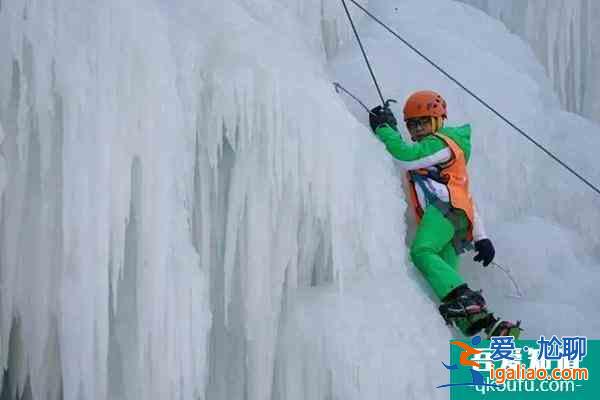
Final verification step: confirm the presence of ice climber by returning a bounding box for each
[368,90,521,339]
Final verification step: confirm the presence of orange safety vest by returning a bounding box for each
[406,132,475,241]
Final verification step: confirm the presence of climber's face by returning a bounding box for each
[406,117,433,141]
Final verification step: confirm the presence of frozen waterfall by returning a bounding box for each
[0,1,599,400]
[458,0,600,124]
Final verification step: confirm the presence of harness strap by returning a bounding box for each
[410,172,471,254]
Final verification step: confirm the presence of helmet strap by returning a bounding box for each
[431,116,444,132]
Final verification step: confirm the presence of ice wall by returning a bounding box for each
[2,0,599,399]
[457,0,600,124]
[0,2,212,400]
[0,1,451,400]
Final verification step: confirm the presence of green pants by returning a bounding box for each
[409,205,469,300]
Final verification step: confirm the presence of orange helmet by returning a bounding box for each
[403,90,447,121]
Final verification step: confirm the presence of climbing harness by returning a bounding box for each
[410,171,471,254]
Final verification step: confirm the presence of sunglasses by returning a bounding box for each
[406,117,432,130]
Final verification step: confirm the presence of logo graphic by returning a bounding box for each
[436,335,501,389]
[439,336,598,399]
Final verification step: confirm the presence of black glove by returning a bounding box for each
[369,105,397,132]
[473,238,495,267]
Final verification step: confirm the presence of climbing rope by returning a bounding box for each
[333,82,376,115]
[341,0,600,198]
[340,0,385,106]
[491,261,523,298]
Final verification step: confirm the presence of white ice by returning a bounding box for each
[0,1,598,400]
[458,0,600,123]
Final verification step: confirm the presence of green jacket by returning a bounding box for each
[374,123,472,165]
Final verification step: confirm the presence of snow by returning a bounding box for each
[0,0,598,400]
[458,0,600,123]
